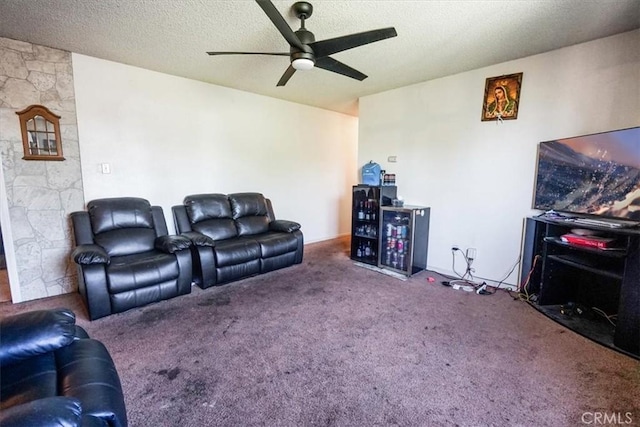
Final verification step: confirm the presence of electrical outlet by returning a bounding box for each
[467,248,477,260]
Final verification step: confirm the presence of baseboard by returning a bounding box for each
[305,233,350,245]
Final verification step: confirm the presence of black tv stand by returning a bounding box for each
[520,216,640,359]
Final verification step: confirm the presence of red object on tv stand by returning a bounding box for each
[560,233,618,249]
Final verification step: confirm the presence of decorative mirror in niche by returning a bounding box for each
[16,105,65,161]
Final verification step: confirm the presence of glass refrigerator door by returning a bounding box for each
[351,186,381,265]
[379,209,412,274]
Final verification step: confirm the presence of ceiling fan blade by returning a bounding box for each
[276,65,297,87]
[255,0,309,52]
[315,57,367,81]
[309,27,397,58]
[207,52,289,56]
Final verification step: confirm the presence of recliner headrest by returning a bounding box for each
[184,194,232,224]
[88,197,154,235]
[228,193,268,219]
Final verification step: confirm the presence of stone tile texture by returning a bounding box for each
[0,36,84,302]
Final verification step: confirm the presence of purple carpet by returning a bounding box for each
[2,237,639,426]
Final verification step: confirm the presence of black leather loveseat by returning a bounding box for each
[0,308,127,427]
[172,193,303,288]
[71,197,193,320]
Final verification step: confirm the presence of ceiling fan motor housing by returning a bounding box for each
[291,28,316,64]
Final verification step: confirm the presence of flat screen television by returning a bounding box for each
[533,126,640,221]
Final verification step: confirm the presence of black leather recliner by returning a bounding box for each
[0,308,127,427]
[172,193,303,288]
[71,197,193,320]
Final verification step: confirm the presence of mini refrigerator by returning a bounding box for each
[379,206,430,276]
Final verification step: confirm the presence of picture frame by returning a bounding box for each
[481,72,523,121]
[16,104,65,161]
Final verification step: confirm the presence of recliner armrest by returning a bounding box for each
[56,339,128,427]
[0,309,77,367]
[0,397,83,427]
[270,220,301,233]
[72,244,110,265]
[181,231,215,247]
[155,235,192,253]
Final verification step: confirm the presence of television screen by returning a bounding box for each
[533,127,640,221]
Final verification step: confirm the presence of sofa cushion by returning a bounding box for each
[193,219,238,241]
[254,232,300,258]
[214,238,261,267]
[107,251,180,293]
[229,193,270,236]
[235,216,270,236]
[94,228,157,257]
[184,194,232,224]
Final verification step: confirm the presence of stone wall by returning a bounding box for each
[0,37,84,301]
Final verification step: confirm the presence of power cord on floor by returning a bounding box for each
[472,255,521,295]
[509,255,541,302]
[451,247,475,281]
[450,248,522,296]
[591,306,617,326]
[449,247,483,292]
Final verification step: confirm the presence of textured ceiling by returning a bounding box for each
[1,0,638,116]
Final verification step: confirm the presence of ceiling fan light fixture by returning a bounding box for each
[292,58,314,70]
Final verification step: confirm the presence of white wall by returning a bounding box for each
[73,54,358,243]
[359,30,640,286]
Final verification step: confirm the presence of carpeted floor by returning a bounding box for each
[2,237,639,426]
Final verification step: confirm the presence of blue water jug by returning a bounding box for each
[361,161,381,185]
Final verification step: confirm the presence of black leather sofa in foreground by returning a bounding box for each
[0,308,127,427]
[71,197,193,320]
[172,192,303,288]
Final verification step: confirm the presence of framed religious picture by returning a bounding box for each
[481,73,523,121]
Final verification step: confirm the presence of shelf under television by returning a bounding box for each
[546,254,624,281]
[530,303,638,360]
